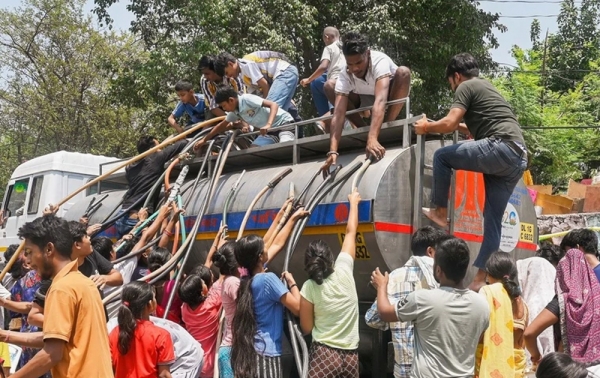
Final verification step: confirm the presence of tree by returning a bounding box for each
[492,43,600,188]
[0,0,159,198]
[93,0,505,118]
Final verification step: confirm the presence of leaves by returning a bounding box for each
[0,0,164,199]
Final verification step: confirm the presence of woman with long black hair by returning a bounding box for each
[231,207,308,378]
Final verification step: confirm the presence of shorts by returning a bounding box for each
[308,342,359,378]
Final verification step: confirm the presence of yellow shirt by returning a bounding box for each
[44,260,113,378]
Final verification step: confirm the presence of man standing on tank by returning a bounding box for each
[414,53,528,291]
[321,31,411,171]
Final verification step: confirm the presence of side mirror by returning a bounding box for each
[15,207,24,216]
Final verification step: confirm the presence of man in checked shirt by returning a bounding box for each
[365,227,451,378]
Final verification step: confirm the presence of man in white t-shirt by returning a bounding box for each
[322,31,411,172]
[371,237,490,378]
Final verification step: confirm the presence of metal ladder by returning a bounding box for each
[412,123,460,234]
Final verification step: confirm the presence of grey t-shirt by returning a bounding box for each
[395,286,490,378]
[452,77,525,145]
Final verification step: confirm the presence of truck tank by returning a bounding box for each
[66,136,539,376]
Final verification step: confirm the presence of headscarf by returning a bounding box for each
[556,249,600,364]
[517,257,556,359]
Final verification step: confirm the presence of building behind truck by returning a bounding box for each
[0,151,125,253]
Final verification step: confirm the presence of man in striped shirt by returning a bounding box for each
[365,227,448,378]
[215,51,302,122]
[198,55,245,118]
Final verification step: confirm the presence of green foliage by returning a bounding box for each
[92,0,505,118]
[0,0,165,199]
[492,44,600,189]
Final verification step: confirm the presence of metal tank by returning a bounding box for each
[66,137,538,376]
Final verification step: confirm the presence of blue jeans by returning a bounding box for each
[310,73,332,116]
[267,66,301,122]
[432,137,528,269]
[114,209,138,239]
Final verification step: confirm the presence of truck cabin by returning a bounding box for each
[0,151,125,251]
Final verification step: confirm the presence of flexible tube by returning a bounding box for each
[236,168,293,240]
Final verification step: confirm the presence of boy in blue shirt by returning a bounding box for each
[193,86,294,150]
[168,81,206,135]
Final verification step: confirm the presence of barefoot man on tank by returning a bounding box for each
[413,53,528,291]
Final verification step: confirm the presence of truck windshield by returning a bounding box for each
[4,178,29,217]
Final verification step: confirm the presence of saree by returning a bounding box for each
[476,283,520,378]
[556,249,600,365]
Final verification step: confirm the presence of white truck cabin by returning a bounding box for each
[0,151,124,253]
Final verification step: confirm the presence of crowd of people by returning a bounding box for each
[1,189,599,378]
[1,20,596,378]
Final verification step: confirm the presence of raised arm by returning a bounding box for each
[266,207,309,263]
[341,189,360,259]
[204,225,227,268]
[264,198,293,247]
[371,268,397,322]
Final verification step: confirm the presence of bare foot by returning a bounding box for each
[422,207,448,228]
[468,269,487,292]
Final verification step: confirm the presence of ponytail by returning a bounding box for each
[485,251,522,299]
[231,235,264,378]
[117,281,154,355]
[305,240,334,285]
[231,276,257,378]
[179,273,209,308]
[501,274,522,299]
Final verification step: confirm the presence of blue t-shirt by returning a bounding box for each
[225,94,293,128]
[594,265,600,283]
[251,272,288,356]
[172,93,206,125]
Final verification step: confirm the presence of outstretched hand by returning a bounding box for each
[370,267,389,290]
[366,138,385,161]
[291,207,310,220]
[321,153,337,179]
[348,188,361,206]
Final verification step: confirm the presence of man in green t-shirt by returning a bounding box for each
[413,53,528,291]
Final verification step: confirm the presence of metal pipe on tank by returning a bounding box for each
[236,167,294,240]
[162,131,239,318]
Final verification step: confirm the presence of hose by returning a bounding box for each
[236,167,293,240]
[284,161,364,378]
[182,140,216,210]
[222,170,246,239]
[162,131,239,318]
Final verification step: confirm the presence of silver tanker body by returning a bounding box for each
[66,128,539,376]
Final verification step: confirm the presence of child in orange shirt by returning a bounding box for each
[109,281,176,378]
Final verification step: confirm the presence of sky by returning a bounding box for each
[1,0,565,66]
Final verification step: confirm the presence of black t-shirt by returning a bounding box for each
[78,250,114,278]
[121,140,188,212]
[451,77,525,145]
